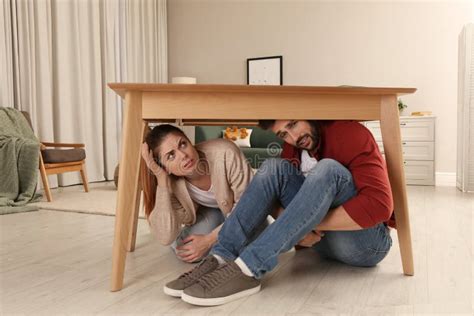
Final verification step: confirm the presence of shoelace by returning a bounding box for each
[178,258,214,283]
[197,263,238,290]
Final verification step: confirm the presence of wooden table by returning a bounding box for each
[108,83,416,291]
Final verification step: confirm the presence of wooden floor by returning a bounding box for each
[1,186,472,315]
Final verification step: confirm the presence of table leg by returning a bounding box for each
[126,122,148,252]
[380,95,414,276]
[111,92,143,291]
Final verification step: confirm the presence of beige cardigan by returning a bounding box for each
[148,138,254,245]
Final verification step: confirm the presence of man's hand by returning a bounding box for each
[297,230,325,247]
[176,234,214,263]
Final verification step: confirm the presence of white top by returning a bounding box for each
[300,150,318,177]
[185,181,219,208]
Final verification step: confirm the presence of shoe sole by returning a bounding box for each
[181,284,261,306]
[163,286,183,297]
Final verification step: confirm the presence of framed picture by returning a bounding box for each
[247,55,283,85]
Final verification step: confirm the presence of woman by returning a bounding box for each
[141,124,254,263]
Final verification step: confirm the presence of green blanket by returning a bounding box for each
[0,107,42,214]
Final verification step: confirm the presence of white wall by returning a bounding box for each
[168,0,471,175]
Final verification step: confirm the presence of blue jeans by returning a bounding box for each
[171,207,225,261]
[211,158,392,278]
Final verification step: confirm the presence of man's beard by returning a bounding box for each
[296,121,320,152]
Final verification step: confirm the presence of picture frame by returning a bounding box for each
[247,55,283,85]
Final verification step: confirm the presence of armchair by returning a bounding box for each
[21,112,89,202]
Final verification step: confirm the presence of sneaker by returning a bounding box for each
[163,255,220,297]
[181,261,261,306]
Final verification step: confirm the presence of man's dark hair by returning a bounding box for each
[258,120,276,130]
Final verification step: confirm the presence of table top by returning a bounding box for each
[108,83,416,99]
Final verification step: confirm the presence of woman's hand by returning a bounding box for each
[176,234,214,263]
[297,230,325,247]
[141,143,167,179]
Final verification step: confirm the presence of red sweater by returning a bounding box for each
[280,120,394,228]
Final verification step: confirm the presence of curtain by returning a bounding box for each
[0,0,14,107]
[0,0,168,187]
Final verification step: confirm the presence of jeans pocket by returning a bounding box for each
[367,246,390,255]
[367,225,392,255]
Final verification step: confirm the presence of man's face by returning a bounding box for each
[271,120,318,151]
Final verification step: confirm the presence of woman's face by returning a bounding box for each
[154,133,199,177]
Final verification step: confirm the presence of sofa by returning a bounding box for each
[194,126,284,169]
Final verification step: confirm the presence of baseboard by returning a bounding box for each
[435,172,456,187]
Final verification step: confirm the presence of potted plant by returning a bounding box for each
[398,99,407,114]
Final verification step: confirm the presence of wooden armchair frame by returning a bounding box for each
[39,142,89,202]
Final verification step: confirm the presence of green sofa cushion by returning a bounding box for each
[241,148,282,168]
[194,126,283,168]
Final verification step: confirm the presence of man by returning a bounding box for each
[165,120,394,306]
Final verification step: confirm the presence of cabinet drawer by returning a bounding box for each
[366,119,435,142]
[377,141,434,160]
[404,160,435,185]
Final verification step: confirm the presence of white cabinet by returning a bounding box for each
[376,141,434,161]
[364,116,436,186]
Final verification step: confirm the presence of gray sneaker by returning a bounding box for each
[181,261,261,306]
[164,255,220,297]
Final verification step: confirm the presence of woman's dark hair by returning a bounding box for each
[142,124,189,217]
[145,124,187,167]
